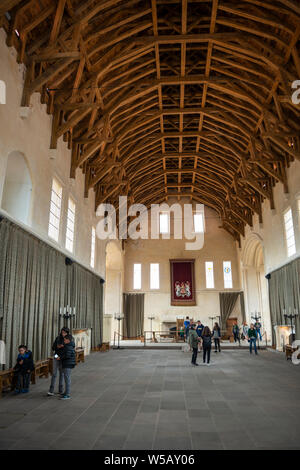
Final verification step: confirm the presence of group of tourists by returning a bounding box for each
[13,327,76,399]
[184,316,261,366]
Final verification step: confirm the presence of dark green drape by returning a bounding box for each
[123,293,144,338]
[219,292,241,331]
[0,218,104,368]
[268,257,300,342]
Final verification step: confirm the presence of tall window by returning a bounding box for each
[48,178,62,242]
[159,213,169,234]
[223,261,232,289]
[284,208,296,257]
[65,197,76,253]
[133,263,141,290]
[205,261,214,289]
[90,227,96,268]
[194,213,204,233]
[150,263,160,289]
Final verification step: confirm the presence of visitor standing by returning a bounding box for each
[58,334,76,400]
[232,322,240,345]
[212,322,221,352]
[196,320,204,352]
[202,326,212,365]
[242,321,248,340]
[248,323,258,355]
[48,327,70,397]
[255,321,262,341]
[184,316,191,342]
[188,324,200,366]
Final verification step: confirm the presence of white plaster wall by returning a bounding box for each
[240,159,300,275]
[239,158,300,341]
[0,28,106,278]
[124,205,241,331]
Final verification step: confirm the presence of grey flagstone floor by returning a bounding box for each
[0,348,299,450]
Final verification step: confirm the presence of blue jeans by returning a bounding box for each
[62,368,72,396]
[49,358,63,393]
[249,338,257,354]
[185,327,189,341]
[256,328,262,340]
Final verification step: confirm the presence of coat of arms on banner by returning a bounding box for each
[174,281,191,298]
[170,259,196,306]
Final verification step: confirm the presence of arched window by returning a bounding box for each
[1,151,32,225]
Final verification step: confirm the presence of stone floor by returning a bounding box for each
[0,348,300,450]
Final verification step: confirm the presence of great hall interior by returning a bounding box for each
[0,0,300,452]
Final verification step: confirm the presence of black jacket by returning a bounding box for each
[14,350,35,373]
[202,335,212,348]
[52,335,65,355]
[59,342,76,369]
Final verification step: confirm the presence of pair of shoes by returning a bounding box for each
[206,363,210,366]
[47,391,55,396]
[214,350,217,353]
[194,363,199,366]
[21,389,29,393]
[60,395,71,400]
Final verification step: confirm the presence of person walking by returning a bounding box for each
[248,323,258,355]
[202,326,212,365]
[48,327,70,397]
[188,324,200,366]
[212,322,221,352]
[232,322,240,345]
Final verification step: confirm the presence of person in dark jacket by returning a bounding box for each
[13,345,34,394]
[212,322,221,353]
[188,324,200,366]
[202,326,212,365]
[248,324,258,355]
[48,327,70,396]
[232,322,240,345]
[57,334,76,400]
[196,320,204,352]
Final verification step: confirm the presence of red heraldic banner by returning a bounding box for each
[170,259,196,306]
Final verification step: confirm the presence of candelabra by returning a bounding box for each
[148,316,155,332]
[283,308,299,342]
[251,311,262,348]
[114,313,124,349]
[59,305,76,320]
[209,315,220,330]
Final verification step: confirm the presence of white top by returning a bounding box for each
[0,340,5,364]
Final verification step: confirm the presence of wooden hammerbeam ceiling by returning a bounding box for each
[1,0,300,242]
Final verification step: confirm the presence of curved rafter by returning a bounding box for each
[1,0,300,241]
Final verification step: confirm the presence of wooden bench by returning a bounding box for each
[75,348,85,364]
[0,369,14,397]
[0,359,50,397]
[285,344,300,361]
[31,359,49,384]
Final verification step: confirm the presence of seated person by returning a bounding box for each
[13,345,34,394]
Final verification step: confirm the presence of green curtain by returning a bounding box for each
[0,218,104,368]
[219,292,240,331]
[123,293,144,338]
[268,257,300,342]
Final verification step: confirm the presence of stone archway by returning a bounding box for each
[241,234,271,343]
[104,240,124,343]
[1,151,33,225]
